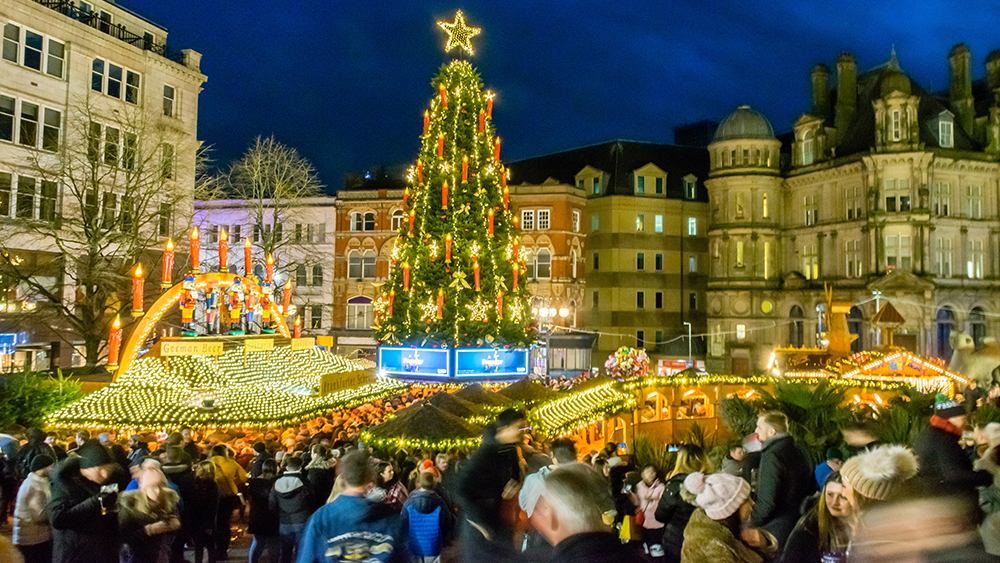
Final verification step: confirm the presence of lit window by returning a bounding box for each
[537,209,550,230]
[801,130,814,165]
[572,210,580,232]
[736,193,745,218]
[310,305,323,329]
[736,325,746,340]
[736,241,744,267]
[521,210,534,230]
[391,210,405,230]
[689,256,697,273]
[346,297,373,329]
[968,239,984,279]
[762,194,768,218]
[687,217,697,236]
[684,178,697,199]
[593,177,601,195]
[163,85,175,117]
[655,215,663,233]
[591,214,599,232]
[636,176,645,194]
[636,214,644,232]
[535,249,551,279]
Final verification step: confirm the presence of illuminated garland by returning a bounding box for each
[358,430,481,451]
[624,374,913,392]
[530,382,636,437]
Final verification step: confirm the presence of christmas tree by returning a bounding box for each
[372,11,534,349]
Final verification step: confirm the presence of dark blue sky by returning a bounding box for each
[126,0,1000,191]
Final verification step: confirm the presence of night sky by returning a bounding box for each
[125,0,1000,192]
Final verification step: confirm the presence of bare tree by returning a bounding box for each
[0,93,202,368]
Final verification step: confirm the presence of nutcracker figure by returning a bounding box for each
[228,279,244,335]
[180,274,196,335]
[205,286,219,334]
[260,281,274,333]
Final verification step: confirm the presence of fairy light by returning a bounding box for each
[438,10,481,56]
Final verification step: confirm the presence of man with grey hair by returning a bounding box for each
[530,464,644,563]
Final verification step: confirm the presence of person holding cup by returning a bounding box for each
[49,438,121,563]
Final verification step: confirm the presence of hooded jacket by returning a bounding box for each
[402,488,454,556]
[297,493,408,563]
[49,457,120,563]
[14,471,51,546]
[268,470,313,531]
[655,472,697,559]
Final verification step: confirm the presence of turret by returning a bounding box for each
[949,43,975,135]
[835,53,857,137]
[811,63,831,119]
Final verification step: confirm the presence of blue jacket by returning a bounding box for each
[297,493,408,563]
[402,489,453,556]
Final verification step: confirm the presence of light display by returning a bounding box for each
[162,239,174,289]
[531,381,636,437]
[605,346,650,380]
[438,11,481,55]
[454,348,528,377]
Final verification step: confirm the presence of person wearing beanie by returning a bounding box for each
[13,454,54,563]
[681,472,778,563]
[12,428,55,482]
[250,441,269,479]
[914,394,991,504]
[814,447,844,490]
[49,439,120,563]
[840,444,918,513]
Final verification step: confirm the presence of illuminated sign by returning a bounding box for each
[379,347,449,377]
[290,337,315,351]
[245,338,274,352]
[161,341,224,357]
[455,348,528,377]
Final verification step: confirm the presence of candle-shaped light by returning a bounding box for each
[437,133,444,158]
[478,110,484,133]
[512,237,519,261]
[190,227,200,272]
[388,289,395,316]
[513,263,519,291]
[409,210,415,233]
[486,91,494,117]
[293,315,301,338]
[161,238,174,289]
[244,238,252,277]
[423,110,429,136]
[403,187,409,210]
[445,233,452,263]
[436,288,443,319]
[107,314,122,367]
[403,262,410,290]
[439,84,447,108]
[513,215,519,229]
[503,186,509,211]
[494,138,501,162]
[488,209,494,235]
[442,180,449,209]
[417,161,423,184]
[473,258,480,290]
[462,155,468,183]
[265,253,274,285]
[497,290,504,318]
[282,279,292,315]
[132,263,144,316]
[218,228,228,272]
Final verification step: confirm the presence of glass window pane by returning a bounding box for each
[42,108,60,151]
[46,39,64,78]
[91,59,104,92]
[16,176,35,219]
[19,102,39,147]
[2,24,18,64]
[23,30,42,70]
[104,127,119,165]
[107,64,122,98]
[0,95,14,142]
[125,71,139,104]
[0,173,11,216]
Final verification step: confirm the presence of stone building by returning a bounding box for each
[707,45,1000,373]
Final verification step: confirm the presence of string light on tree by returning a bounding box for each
[438,10,481,55]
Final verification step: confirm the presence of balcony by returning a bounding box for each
[34,0,186,65]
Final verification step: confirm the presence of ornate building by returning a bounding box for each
[707,45,1000,374]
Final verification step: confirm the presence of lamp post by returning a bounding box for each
[683,321,692,368]
[532,303,570,378]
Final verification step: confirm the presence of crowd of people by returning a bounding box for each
[1,391,1000,562]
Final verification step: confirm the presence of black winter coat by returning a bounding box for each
[457,441,520,537]
[654,472,696,560]
[49,457,120,563]
[914,424,992,499]
[549,531,646,563]
[248,476,279,536]
[305,466,336,509]
[187,477,219,533]
[269,471,313,529]
[747,435,815,547]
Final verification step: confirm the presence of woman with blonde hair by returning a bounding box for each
[779,472,853,563]
[655,444,712,563]
[118,468,181,563]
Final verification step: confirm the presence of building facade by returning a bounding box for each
[707,45,1000,373]
[0,0,204,370]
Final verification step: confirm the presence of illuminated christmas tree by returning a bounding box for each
[373,11,534,349]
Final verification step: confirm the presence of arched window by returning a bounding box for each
[570,249,578,279]
[535,249,551,279]
[816,303,826,341]
[789,305,804,348]
[848,306,863,353]
[390,210,405,231]
[362,250,376,279]
[363,212,375,231]
[295,265,307,287]
[346,296,373,330]
[348,250,362,279]
[762,193,769,218]
[970,306,987,347]
[802,130,814,165]
[312,265,323,287]
[937,306,956,359]
[570,299,577,327]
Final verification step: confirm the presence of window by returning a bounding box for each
[655,253,663,271]
[689,256,697,273]
[736,192,745,218]
[15,176,34,219]
[636,292,644,309]
[762,194,769,218]
[736,241,744,267]
[537,209,550,230]
[636,252,645,270]
[593,177,601,195]
[83,190,97,223]
[592,291,598,308]
[846,240,861,278]
[348,251,362,278]
[158,204,171,236]
[933,183,951,216]
[2,24,18,64]
[936,238,952,277]
[689,293,697,310]
[804,194,817,225]
[41,108,61,152]
[802,130,814,165]
[352,213,363,232]
[0,173,10,216]
[655,215,663,233]
[362,250,376,279]
[591,214,599,232]
[802,244,818,280]
[763,241,770,279]
[684,178,696,199]
[636,331,644,348]
[636,214,644,232]
[310,305,323,329]
[46,38,63,78]
[103,126,119,165]
[346,297,373,330]
[535,249,551,279]
[592,252,599,271]
[125,71,139,104]
[3,24,62,78]
[296,265,308,287]
[656,292,663,309]
[161,143,174,179]
[19,101,38,147]
[939,120,953,148]
[636,176,645,194]
[91,58,140,104]
[736,325,746,340]
[163,85,175,117]
[687,217,697,236]
[655,177,663,194]
[885,233,911,271]
[884,179,910,212]
[891,110,902,141]
[572,210,580,232]
[967,186,982,219]
[521,210,534,230]
[88,121,101,162]
[387,210,402,231]
[295,224,303,243]
[845,186,863,220]
[98,10,112,33]
[121,132,136,169]
[0,95,13,141]
[968,239,984,279]
[570,249,577,279]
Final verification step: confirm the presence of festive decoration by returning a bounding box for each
[438,10,481,55]
[265,254,274,285]
[497,290,503,318]
[488,209,494,235]
[442,180,449,208]
[503,186,509,211]
[439,84,448,108]
[294,315,302,338]
[531,381,636,437]
[190,228,200,272]
[417,161,423,184]
[162,239,174,289]
[409,210,415,232]
[282,280,292,315]
[485,91,494,117]
[423,111,430,136]
[403,262,410,290]
[244,239,252,276]
[107,315,122,368]
[132,264,144,316]
[478,110,484,133]
[218,228,228,272]
[436,289,444,319]
[388,289,395,315]
[404,187,410,209]
[462,155,468,182]
[494,138,501,162]
[605,347,650,380]
[512,263,519,290]
[437,133,444,158]
[445,234,452,263]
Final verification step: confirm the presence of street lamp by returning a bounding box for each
[683,321,692,368]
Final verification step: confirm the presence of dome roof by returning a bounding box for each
[879,70,911,97]
[714,105,776,142]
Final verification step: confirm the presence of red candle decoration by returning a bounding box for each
[417,161,423,184]
[513,263,519,291]
[244,238,252,277]
[437,133,444,158]
[107,314,122,367]
[445,234,452,263]
[294,315,301,338]
[488,209,494,235]
[388,289,395,315]
[162,239,174,289]
[282,280,292,315]
[423,110,430,136]
[442,181,449,209]
[478,110,484,133]
[218,228,228,272]
[409,210,415,233]
[503,186,509,211]
[439,84,447,108]
[497,291,504,318]
[513,216,519,229]
[403,187,409,210]
[494,138,501,162]
[473,258,480,290]
[462,155,468,183]
[190,227,200,273]
[403,262,410,290]
[512,237,519,261]
[265,253,274,285]
[436,288,443,319]
[486,91,494,117]
[132,263,144,316]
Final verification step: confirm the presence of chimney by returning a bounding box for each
[811,63,831,119]
[986,49,1000,95]
[835,53,857,137]
[949,43,974,134]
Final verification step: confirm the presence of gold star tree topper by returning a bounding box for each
[438,10,481,55]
